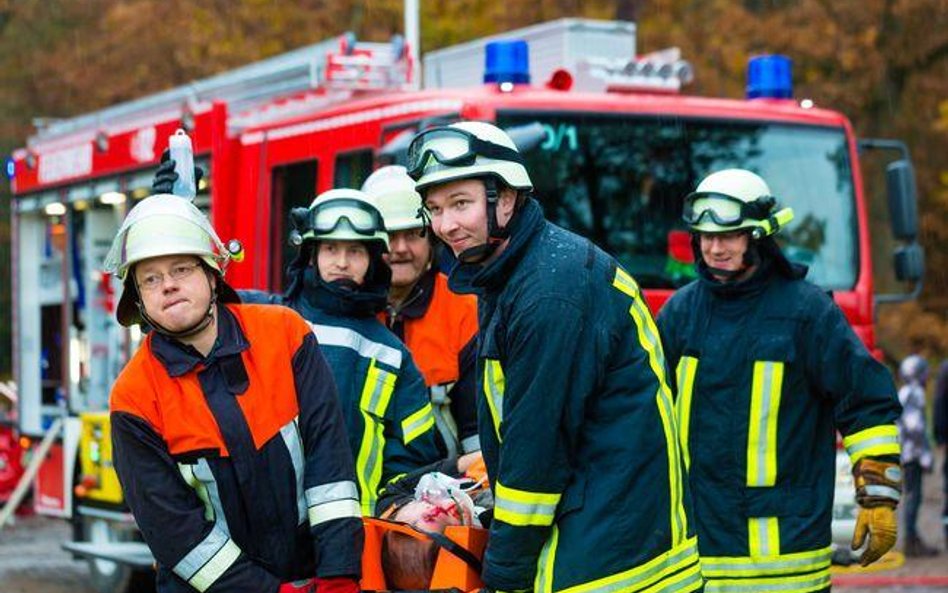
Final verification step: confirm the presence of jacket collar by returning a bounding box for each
[150,304,249,377]
[388,265,437,320]
[449,197,545,295]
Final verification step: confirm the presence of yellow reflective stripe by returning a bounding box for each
[655,390,685,547]
[674,356,698,470]
[176,532,242,592]
[483,359,505,442]
[705,570,830,593]
[356,360,396,515]
[178,463,213,521]
[534,525,560,593]
[558,536,701,593]
[702,546,832,577]
[748,516,780,558]
[843,424,901,464]
[612,266,640,298]
[747,361,783,487]
[401,403,435,445]
[494,481,562,527]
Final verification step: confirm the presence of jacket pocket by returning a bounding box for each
[753,334,796,363]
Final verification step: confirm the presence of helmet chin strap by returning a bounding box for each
[457,176,512,265]
[137,270,218,340]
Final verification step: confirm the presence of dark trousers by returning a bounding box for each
[903,461,923,539]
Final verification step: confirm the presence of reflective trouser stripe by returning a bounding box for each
[494,482,562,527]
[746,361,784,488]
[705,572,830,593]
[674,356,698,471]
[401,403,435,445]
[306,480,361,526]
[173,527,242,592]
[484,359,505,442]
[356,360,396,515]
[701,546,832,578]
[279,417,307,525]
[843,424,901,464]
[613,267,686,546]
[553,536,702,593]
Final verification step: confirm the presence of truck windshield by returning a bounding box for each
[497,112,858,290]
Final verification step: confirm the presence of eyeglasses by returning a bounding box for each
[682,192,775,227]
[406,127,524,180]
[136,262,203,292]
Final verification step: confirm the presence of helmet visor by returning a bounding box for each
[407,127,524,180]
[310,198,385,236]
[682,192,774,228]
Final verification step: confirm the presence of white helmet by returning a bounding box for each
[301,188,389,250]
[683,169,793,238]
[104,194,237,327]
[361,166,424,231]
[407,121,532,192]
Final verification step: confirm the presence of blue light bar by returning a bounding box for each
[746,54,792,99]
[484,40,530,85]
[4,157,14,180]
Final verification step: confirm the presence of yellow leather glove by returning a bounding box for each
[851,505,897,566]
[851,458,901,566]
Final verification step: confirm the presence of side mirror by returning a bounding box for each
[886,159,918,240]
[894,243,924,283]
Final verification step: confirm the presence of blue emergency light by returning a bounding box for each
[746,55,793,99]
[484,40,530,85]
[4,157,14,180]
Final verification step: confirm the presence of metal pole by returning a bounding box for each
[404,0,420,89]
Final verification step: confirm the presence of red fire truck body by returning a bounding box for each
[5,17,921,593]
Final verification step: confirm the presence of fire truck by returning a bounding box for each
[5,17,923,593]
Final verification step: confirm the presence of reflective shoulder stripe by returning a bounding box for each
[310,323,403,369]
[494,481,562,527]
[557,536,702,593]
[612,266,640,298]
[701,546,832,579]
[401,403,435,445]
[279,417,307,525]
[306,480,361,526]
[843,424,900,464]
[173,527,242,592]
[675,355,698,471]
[483,359,505,442]
[747,361,784,487]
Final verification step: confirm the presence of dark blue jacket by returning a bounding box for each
[449,199,702,593]
[657,251,901,593]
[241,275,440,515]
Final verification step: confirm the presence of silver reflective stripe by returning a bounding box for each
[701,547,832,576]
[306,480,361,526]
[747,361,783,488]
[280,417,307,525]
[560,538,700,593]
[183,459,230,537]
[461,434,481,453]
[864,484,901,501]
[311,323,402,368]
[173,527,242,591]
[484,360,504,439]
[705,571,831,593]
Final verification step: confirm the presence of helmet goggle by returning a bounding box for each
[682,192,775,228]
[309,198,385,236]
[407,127,525,181]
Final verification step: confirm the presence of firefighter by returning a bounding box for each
[361,165,480,461]
[105,194,363,593]
[272,188,440,516]
[407,121,703,593]
[656,169,903,592]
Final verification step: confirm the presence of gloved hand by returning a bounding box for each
[850,458,901,566]
[152,148,204,194]
[314,576,360,593]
